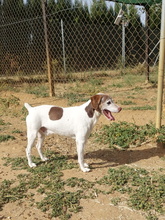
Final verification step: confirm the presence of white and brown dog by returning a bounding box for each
[24,93,122,172]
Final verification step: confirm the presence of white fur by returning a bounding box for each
[24,94,121,172]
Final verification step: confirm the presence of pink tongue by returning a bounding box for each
[103,110,115,121]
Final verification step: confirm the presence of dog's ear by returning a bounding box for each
[91,94,103,111]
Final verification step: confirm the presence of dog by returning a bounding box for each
[24,93,122,172]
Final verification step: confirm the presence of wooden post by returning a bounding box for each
[41,0,55,97]
[156,0,165,129]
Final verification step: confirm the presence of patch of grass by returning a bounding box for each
[95,122,161,149]
[0,135,15,142]
[66,177,94,189]
[2,152,81,219]
[26,85,49,98]
[0,95,20,109]
[21,106,29,120]
[0,119,11,126]
[0,179,25,207]
[120,100,136,105]
[89,78,103,87]
[128,105,156,110]
[12,129,22,133]
[112,83,124,88]
[97,166,165,218]
[157,125,165,144]
[127,96,135,99]
[37,190,83,218]
[61,92,88,105]
[1,152,165,219]
[124,74,145,87]
[134,86,143,91]
[111,197,121,206]
[0,119,6,125]
[3,157,28,170]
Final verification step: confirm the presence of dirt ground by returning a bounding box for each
[0,86,165,220]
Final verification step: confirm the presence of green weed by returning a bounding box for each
[89,78,103,87]
[1,153,165,219]
[120,100,136,105]
[12,129,22,133]
[0,95,20,108]
[26,85,49,97]
[1,152,82,219]
[61,93,88,105]
[98,166,165,217]
[111,197,121,206]
[66,177,94,189]
[128,105,156,110]
[157,125,165,144]
[0,135,15,142]
[0,119,11,126]
[112,83,124,88]
[95,122,160,149]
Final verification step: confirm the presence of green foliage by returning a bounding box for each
[0,95,20,109]
[128,105,156,110]
[3,157,28,170]
[26,85,49,98]
[111,197,121,206]
[1,0,154,75]
[157,125,165,144]
[12,129,22,133]
[95,122,159,149]
[1,152,79,218]
[98,166,165,218]
[0,135,15,142]
[1,152,165,219]
[149,4,161,29]
[66,177,94,189]
[0,119,11,126]
[120,100,136,105]
[61,92,88,105]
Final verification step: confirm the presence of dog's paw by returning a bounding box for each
[29,162,37,168]
[42,157,49,162]
[81,167,90,172]
[84,163,89,168]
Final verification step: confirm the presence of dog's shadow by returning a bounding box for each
[71,143,165,169]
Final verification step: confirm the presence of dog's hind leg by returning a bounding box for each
[26,130,38,167]
[36,131,48,162]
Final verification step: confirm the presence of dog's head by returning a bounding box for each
[90,93,122,120]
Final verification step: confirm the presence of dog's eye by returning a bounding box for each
[107,101,111,105]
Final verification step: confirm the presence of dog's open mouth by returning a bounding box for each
[103,109,115,121]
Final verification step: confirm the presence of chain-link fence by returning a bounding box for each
[0,0,162,96]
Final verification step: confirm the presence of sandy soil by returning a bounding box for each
[0,88,165,220]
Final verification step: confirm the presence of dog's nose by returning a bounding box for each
[118,107,122,112]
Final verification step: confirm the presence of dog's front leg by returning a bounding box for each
[76,139,90,172]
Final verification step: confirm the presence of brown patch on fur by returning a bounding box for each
[85,102,94,118]
[40,127,47,133]
[49,106,63,120]
[91,94,103,113]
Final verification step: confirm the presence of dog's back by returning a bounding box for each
[24,102,94,138]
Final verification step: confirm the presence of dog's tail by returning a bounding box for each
[24,103,32,112]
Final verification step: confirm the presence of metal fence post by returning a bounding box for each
[61,19,66,73]
[41,0,55,97]
[122,20,125,68]
[144,5,150,83]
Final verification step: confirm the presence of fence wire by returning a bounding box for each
[0,0,162,95]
